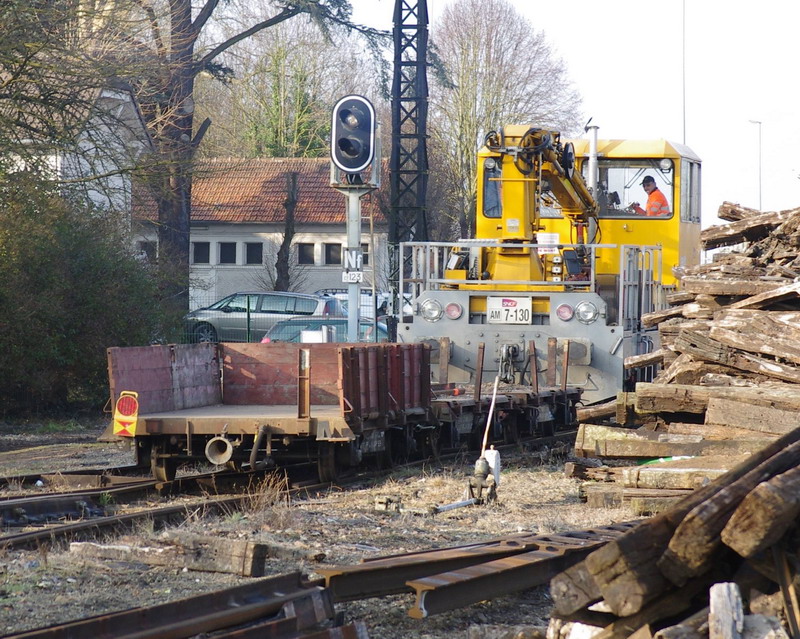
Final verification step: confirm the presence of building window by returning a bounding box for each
[361,243,370,266]
[192,241,210,264]
[137,241,156,263]
[245,242,263,265]
[219,242,237,264]
[324,243,341,265]
[298,243,315,265]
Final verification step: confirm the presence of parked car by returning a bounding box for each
[261,316,390,344]
[184,291,343,343]
[313,288,412,319]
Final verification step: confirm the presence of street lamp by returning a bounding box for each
[749,119,762,210]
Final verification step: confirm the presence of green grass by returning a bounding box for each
[34,419,85,434]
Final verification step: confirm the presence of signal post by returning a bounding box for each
[330,95,380,342]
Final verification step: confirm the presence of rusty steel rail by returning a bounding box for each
[0,464,147,491]
[0,474,334,551]
[407,527,632,618]
[0,468,266,529]
[319,523,636,613]
[6,572,366,639]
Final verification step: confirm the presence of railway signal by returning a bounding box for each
[331,95,376,173]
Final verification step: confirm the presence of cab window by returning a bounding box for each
[482,158,503,219]
[588,159,674,219]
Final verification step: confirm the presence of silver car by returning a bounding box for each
[184,291,343,343]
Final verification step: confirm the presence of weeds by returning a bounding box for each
[97,492,114,507]
[36,420,84,434]
[240,473,294,529]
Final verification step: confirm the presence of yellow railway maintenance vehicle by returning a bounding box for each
[398,125,702,404]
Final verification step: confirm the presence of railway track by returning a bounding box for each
[4,522,635,638]
[0,430,577,551]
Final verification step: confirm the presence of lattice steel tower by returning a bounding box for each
[389,0,429,308]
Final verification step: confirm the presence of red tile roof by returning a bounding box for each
[134,157,386,225]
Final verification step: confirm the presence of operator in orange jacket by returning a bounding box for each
[630,175,670,216]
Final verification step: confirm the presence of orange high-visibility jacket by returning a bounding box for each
[645,188,670,216]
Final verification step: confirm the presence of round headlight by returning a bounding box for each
[659,158,673,171]
[555,303,574,321]
[420,299,444,322]
[445,302,463,319]
[575,301,599,324]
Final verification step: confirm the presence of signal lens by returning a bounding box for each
[420,299,444,322]
[445,303,463,319]
[575,301,599,324]
[556,303,574,321]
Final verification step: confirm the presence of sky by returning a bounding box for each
[350,0,800,229]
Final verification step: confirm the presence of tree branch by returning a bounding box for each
[197,7,302,70]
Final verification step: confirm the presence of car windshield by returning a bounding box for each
[207,293,258,311]
[266,319,387,342]
[266,322,310,342]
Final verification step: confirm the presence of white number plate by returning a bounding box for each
[341,271,364,283]
[487,297,531,324]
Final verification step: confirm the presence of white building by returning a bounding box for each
[134,157,389,310]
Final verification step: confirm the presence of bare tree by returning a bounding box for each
[195,16,379,159]
[428,0,582,238]
[68,0,387,313]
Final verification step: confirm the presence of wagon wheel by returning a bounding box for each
[151,441,178,482]
[502,416,520,445]
[317,442,339,483]
[134,438,153,469]
[376,431,395,470]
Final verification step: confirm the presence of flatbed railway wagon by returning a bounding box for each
[108,342,582,481]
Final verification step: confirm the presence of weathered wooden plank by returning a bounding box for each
[709,582,744,639]
[701,209,800,250]
[674,329,800,384]
[582,484,691,509]
[625,349,667,370]
[721,466,800,558]
[622,462,733,491]
[666,422,770,441]
[642,306,685,328]
[728,281,800,310]
[588,555,713,639]
[575,424,770,460]
[636,382,800,416]
[634,383,711,414]
[680,276,781,298]
[657,438,800,586]
[710,320,800,366]
[550,558,604,616]
[717,202,762,222]
[653,606,709,639]
[577,398,617,423]
[656,356,739,387]
[715,308,800,327]
[705,397,800,435]
[567,427,800,617]
[565,462,626,482]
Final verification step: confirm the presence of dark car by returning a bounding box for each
[184,291,343,343]
[261,316,390,343]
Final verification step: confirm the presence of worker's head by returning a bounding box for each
[640,175,656,193]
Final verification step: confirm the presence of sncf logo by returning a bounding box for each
[501,299,517,308]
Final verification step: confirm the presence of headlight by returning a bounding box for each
[420,299,444,322]
[445,302,463,319]
[575,301,599,324]
[555,303,574,321]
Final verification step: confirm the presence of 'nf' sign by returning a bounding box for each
[343,248,363,271]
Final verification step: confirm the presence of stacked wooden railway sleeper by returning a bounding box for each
[550,202,800,638]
